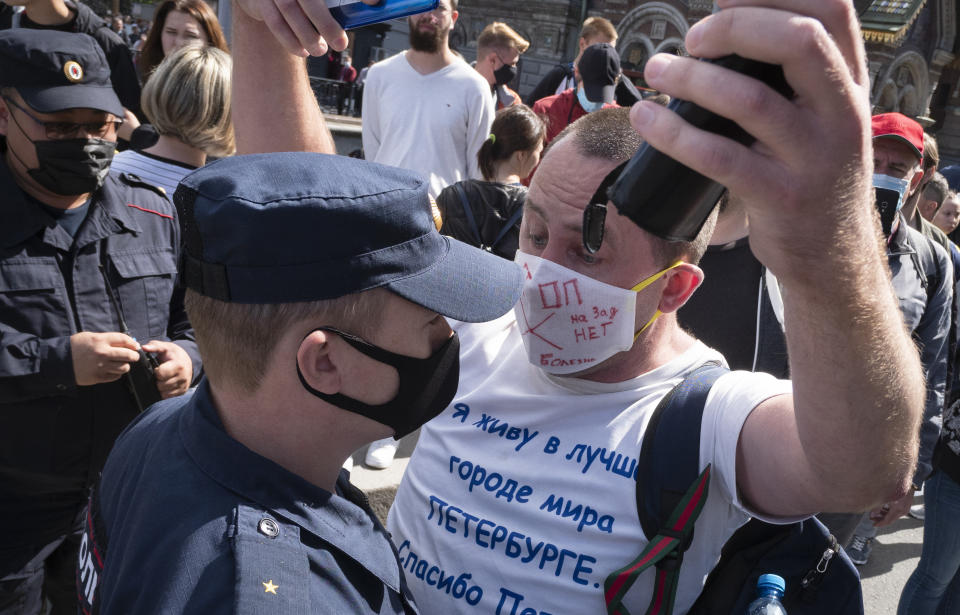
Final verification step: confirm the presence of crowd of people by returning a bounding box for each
[0,0,959,614]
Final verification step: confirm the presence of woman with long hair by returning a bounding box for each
[138,0,229,83]
[121,0,229,147]
[436,104,546,260]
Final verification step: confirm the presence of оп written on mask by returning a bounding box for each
[514,252,650,373]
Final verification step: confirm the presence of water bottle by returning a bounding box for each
[747,574,788,615]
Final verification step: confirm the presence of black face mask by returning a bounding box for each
[297,327,460,438]
[493,62,517,87]
[27,138,115,196]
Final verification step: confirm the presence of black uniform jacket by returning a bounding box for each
[0,161,199,572]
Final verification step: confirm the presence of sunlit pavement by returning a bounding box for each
[858,492,925,615]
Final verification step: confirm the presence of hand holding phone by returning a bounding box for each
[329,0,438,30]
[233,0,369,56]
[234,0,436,57]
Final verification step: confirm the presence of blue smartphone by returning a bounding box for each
[329,0,439,30]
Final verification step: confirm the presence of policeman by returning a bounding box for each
[1,0,143,130]
[84,152,522,614]
[0,29,199,613]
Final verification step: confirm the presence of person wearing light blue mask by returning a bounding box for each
[575,43,620,113]
[576,84,605,113]
[870,113,926,238]
[531,42,621,147]
[822,113,955,584]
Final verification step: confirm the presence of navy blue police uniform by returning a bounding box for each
[84,152,523,614]
[0,30,199,613]
[84,381,416,614]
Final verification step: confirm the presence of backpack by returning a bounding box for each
[604,364,864,615]
[452,182,523,255]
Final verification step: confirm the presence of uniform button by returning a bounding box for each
[258,518,279,538]
[56,384,67,391]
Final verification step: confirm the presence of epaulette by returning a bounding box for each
[119,172,167,198]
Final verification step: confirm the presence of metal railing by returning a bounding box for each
[309,76,359,117]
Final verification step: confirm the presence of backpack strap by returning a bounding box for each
[490,204,524,250]
[604,363,728,615]
[453,183,485,249]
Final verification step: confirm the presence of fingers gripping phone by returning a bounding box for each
[329,0,439,30]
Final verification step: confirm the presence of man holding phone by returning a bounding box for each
[190,0,926,612]
[389,3,929,613]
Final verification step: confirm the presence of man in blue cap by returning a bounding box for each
[1,0,142,131]
[82,153,522,613]
[0,29,198,613]
[216,1,923,612]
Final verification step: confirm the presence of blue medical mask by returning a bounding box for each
[577,86,604,113]
[873,173,910,236]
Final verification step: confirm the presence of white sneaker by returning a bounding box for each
[342,455,354,473]
[365,438,399,469]
[909,504,925,520]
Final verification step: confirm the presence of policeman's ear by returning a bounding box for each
[657,263,704,314]
[296,330,341,395]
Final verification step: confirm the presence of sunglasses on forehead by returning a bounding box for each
[582,160,628,254]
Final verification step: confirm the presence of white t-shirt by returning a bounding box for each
[388,314,793,615]
[109,150,198,201]
[362,51,495,198]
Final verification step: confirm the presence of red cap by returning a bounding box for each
[872,112,924,161]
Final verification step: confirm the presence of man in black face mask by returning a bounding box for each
[0,29,199,614]
[473,22,528,111]
[83,152,522,613]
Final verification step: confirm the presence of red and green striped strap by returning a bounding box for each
[604,464,712,615]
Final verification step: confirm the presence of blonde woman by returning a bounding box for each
[111,45,234,199]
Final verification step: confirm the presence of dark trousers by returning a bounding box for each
[354,85,364,117]
[816,511,865,548]
[337,82,354,116]
[0,514,83,615]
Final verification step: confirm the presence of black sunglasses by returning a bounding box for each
[582,160,628,254]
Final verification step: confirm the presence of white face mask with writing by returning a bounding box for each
[513,251,682,375]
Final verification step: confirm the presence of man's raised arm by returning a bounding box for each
[628,0,925,516]
[230,0,377,154]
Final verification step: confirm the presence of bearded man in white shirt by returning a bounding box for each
[361,0,493,199]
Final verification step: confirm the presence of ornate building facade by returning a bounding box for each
[447,0,960,162]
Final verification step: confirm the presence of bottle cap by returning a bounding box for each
[758,574,786,594]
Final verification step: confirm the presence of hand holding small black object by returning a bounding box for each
[608,55,794,243]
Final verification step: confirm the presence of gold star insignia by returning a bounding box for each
[263,580,278,594]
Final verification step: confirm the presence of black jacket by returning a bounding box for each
[0,161,199,572]
[436,180,526,261]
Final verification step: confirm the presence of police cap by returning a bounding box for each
[0,29,123,116]
[175,153,523,322]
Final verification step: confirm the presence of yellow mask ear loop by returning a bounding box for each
[631,261,684,341]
